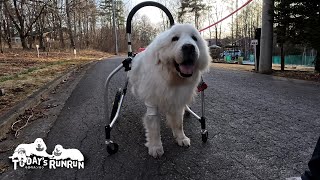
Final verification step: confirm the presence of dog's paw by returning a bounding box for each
[176,136,191,147]
[147,145,164,158]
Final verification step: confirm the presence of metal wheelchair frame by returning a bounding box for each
[104,1,208,155]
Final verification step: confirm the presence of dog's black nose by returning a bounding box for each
[182,44,195,52]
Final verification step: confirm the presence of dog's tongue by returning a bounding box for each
[179,64,194,75]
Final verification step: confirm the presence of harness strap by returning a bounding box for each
[145,102,158,116]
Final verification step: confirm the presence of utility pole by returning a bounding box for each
[235,0,238,58]
[112,0,119,55]
[259,0,274,74]
[231,0,234,52]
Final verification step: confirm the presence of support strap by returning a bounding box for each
[145,102,158,116]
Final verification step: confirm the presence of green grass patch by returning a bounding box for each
[0,60,69,82]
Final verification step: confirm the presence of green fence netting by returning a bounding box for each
[248,55,315,66]
[272,55,315,66]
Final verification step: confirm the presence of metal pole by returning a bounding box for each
[254,45,257,70]
[259,0,274,74]
[112,0,119,55]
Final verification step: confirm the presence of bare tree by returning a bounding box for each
[178,0,207,28]
[206,0,225,45]
[3,0,46,49]
[0,0,157,53]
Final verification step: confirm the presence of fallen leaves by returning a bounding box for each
[272,70,320,82]
[0,49,111,115]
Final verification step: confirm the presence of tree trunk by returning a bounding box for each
[4,18,12,49]
[0,24,3,53]
[28,36,33,49]
[66,0,75,49]
[215,25,218,45]
[39,35,44,51]
[0,27,3,53]
[280,43,285,71]
[315,51,320,72]
[59,20,65,49]
[20,34,28,49]
[0,1,3,53]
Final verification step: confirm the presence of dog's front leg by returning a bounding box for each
[166,109,190,147]
[143,104,164,158]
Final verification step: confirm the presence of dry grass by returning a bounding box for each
[211,63,256,72]
[0,49,112,115]
[211,63,320,82]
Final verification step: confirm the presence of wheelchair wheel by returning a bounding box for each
[184,107,191,117]
[110,89,122,121]
[184,110,191,117]
[202,131,208,143]
[107,142,119,155]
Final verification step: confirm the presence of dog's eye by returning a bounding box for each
[172,36,179,41]
[192,35,197,41]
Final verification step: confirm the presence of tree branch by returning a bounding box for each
[3,1,21,32]
[24,3,46,36]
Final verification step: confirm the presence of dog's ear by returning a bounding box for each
[147,37,166,65]
[155,49,164,65]
[42,140,47,150]
[197,38,211,72]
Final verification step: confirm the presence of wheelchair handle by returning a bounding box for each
[126,1,175,57]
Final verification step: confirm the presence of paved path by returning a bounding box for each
[3,57,320,179]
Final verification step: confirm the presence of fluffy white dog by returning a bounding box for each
[51,144,84,161]
[128,24,211,158]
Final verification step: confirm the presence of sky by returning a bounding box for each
[125,0,163,22]
[124,0,258,38]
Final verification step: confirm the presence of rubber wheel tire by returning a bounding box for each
[202,131,208,143]
[184,110,190,117]
[107,142,119,154]
[110,89,122,122]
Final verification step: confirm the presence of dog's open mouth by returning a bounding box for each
[174,61,194,77]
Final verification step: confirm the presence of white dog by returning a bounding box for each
[128,24,211,158]
[9,138,51,160]
[51,145,84,161]
[10,148,28,163]
[32,138,51,157]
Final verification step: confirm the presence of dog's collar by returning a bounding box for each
[36,147,44,151]
[54,151,62,156]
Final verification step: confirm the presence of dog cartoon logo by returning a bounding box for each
[13,148,27,163]
[9,138,85,170]
[52,145,84,161]
[9,138,50,160]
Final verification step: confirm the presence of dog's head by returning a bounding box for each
[152,24,211,78]
[34,138,47,152]
[15,148,27,162]
[53,144,63,156]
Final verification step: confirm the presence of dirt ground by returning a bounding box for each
[0,49,111,116]
[211,63,320,82]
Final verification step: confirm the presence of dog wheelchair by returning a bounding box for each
[104,1,209,155]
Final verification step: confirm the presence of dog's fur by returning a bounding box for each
[128,24,211,158]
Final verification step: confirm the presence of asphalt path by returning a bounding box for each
[4,56,320,179]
